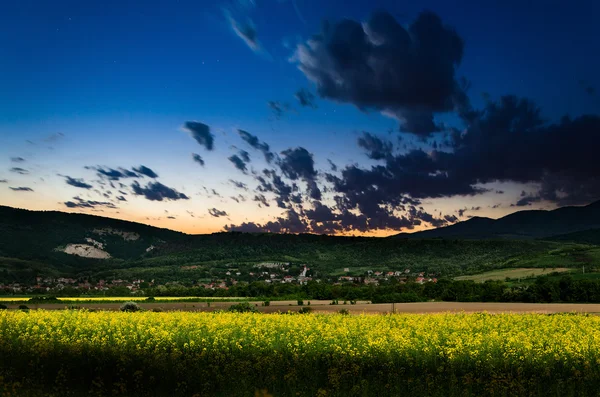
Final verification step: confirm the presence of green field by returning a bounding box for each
[455,267,572,282]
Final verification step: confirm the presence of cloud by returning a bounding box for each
[253,194,270,207]
[327,159,338,172]
[132,165,159,178]
[238,130,274,162]
[268,101,290,119]
[192,153,205,166]
[9,187,33,192]
[131,181,189,201]
[88,166,139,181]
[10,167,29,175]
[256,169,301,209]
[184,121,214,151]
[357,132,393,160]
[295,88,317,108]
[230,180,248,190]
[64,176,93,189]
[167,216,176,219]
[116,196,127,202]
[226,11,261,53]
[0,179,7,183]
[64,196,116,209]
[44,132,65,143]
[10,157,25,163]
[292,10,465,135]
[228,153,249,173]
[208,208,229,217]
[279,147,321,200]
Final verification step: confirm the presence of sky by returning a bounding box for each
[0,0,599,236]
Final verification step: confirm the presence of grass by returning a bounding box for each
[455,267,571,282]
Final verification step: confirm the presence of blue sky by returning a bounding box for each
[1,0,599,235]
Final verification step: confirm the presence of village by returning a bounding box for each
[0,262,438,295]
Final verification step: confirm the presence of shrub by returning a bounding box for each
[0,304,7,310]
[120,301,141,312]
[263,300,270,307]
[66,305,82,310]
[338,309,350,315]
[298,307,313,314]
[18,305,29,311]
[152,308,164,313]
[297,299,304,306]
[228,302,259,313]
[146,297,156,302]
[28,296,61,304]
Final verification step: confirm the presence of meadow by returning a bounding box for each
[1,310,600,396]
[454,267,571,282]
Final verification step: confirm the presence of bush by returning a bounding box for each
[297,299,304,306]
[120,301,141,312]
[227,302,259,313]
[298,307,313,314]
[0,304,7,310]
[338,309,350,315]
[66,305,82,310]
[18,305,29,311]
[28,296,61,304]
[263,300,270,307]
[152,308,164,313]
[146,297,156,302]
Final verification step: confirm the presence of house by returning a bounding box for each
[416,277,425,284]
[339,276,355,282]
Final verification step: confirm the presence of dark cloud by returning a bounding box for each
[9,187,33,192]
[238,130,274,162]
[116,196,127,202]
[256,169,301,209]
[88,166,138,181]
[268,101,290,119]
[253,194,270,207]
[64,176,93,189]
[10,167,29,175]
[208,208,229,217]
[225,209,307,234]
[228,154,249,173]
[192,153,205,166]
[226,11,261,52]
[132,165,159,178]
[64,196,116,209]
[184,122,214,151]
[295,88,317,108]
[293,10,465,135]
[279,147,321,200]
[230,180,248,190]
[579,80,596,96]
[0,179,7,183]
[131,181,189,201]
[327,159,338,172]
[167,216,176,219]
[10,157,25,163]
[357,132,393,160]
[457,206,481,217]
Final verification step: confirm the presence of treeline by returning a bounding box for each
[7,274,600,304]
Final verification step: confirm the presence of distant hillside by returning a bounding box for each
[0,205,597,283]
[548,229,600,245]
[396,200,600,240]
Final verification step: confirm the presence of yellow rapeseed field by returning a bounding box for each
[0,310,599,396]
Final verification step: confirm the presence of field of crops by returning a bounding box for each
[1,311,600,396]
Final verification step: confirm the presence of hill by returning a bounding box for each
[397,200,600,240]
[0,205,597,283]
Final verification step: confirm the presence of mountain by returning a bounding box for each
[1,205,589,283]
[396,200,600,240]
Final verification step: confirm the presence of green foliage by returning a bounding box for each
[18,305,29,311]
[297,299,304,306]
[120,301,141,312]
[0,304,6,310]
[28,295,61,304]
[338,309,349,315]
[298,307,313,314]
[227,302,259,313]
